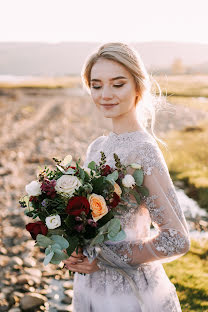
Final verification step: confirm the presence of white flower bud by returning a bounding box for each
[130,163,141,169]
[122,174,136,188]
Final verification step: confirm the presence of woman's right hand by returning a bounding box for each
[63,247,85,265]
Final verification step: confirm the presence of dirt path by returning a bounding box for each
[0,87,207,311]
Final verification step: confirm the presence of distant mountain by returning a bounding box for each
[0,41,208,76]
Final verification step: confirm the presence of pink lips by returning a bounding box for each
[101,104,118,109]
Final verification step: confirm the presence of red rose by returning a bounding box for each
[26,221,48,240]
[41,179,56,198]
[109,192,120,208]
[101,165,112,176]
[66,196,90,216]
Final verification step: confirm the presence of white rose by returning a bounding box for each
[25,181,42,196]
[130,163,141,169]
[45,215,61,229]
[122,174,136,188]
[55,175,82,197]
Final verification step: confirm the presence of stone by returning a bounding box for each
[20,293,47,311]
[23,257,36,267]
[64,289,73,300]
[24,267,42,278]
[16,274,34,286]
[10,256,23,266]
[61,295,72,304]
[0,255,10,267]
[63,280,73,289]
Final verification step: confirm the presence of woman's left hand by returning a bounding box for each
[63,256,100,274]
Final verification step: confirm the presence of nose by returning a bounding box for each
[101,85,113,100]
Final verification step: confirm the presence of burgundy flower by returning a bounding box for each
[101,165,112,176]
[109,192,120,208]
[26,221,48,240]
[74,224,84,232]
[29,196,38,202]
[66,196,90,216]
[87,219,98,227]
[41,179,56,198]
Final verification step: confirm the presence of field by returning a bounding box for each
[0,74,207,311]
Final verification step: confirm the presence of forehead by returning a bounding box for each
[90,58,131,80]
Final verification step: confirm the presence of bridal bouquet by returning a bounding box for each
[19,152,149,267]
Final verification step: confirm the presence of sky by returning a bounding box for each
[0,0,207,44]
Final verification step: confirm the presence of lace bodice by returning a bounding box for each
[83,130,190,267]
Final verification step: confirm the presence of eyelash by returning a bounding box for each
[91,84,125,89]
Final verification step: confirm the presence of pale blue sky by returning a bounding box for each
[0,0,207,44]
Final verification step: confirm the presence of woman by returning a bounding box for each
[63,42,190,312]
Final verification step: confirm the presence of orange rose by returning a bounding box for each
[114,183,122,197]
[88,193,108,222]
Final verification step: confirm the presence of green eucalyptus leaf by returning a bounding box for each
[52,249,69,261]
[106,170,118,183]
[36,234,53,248]
[108,218,121,236]
[50,235,69,249]
[133,169,144,186]
[79,167,85,180]
[45,246,52,255]
[138,186,149,197]
[130,189,141,205]
[88,161,96,170]
[44,251,54,266]
[90,234,104,247]
[51,243,62,252]
[108,230,126,242]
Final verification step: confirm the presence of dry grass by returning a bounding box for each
[153,75,208,97]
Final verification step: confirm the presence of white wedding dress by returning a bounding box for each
[72,130,190,312]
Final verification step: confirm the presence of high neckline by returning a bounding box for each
[108,129,148,137]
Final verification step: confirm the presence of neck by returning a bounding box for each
[111,106,143,134]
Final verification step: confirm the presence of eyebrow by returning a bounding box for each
[90,76,128,82]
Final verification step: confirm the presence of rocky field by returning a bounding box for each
[0,85,207,311]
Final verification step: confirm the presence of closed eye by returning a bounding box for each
[92,84,125,89]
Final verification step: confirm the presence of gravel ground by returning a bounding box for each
[0,87,207,311]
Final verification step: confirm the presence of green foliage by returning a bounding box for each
[36,234,69,265]
[163,239,208,311]
[66,236,79,257]
[88,161,96,170]
[163,119,208,211]
[137,186,149,197]
[106,170,119,185]
[133,169,144,186]
[91,176,114,195]
[130,189,141,205]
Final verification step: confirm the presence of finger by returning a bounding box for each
[65,264,88,274]
[64,257,85,265]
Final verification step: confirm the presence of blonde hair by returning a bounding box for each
[81,42,167,148]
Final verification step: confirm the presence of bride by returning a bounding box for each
[63,42,190,312]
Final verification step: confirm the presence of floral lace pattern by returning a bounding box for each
[73,131,189,312]
[166,187,183,220]
[153,229,188,256]
[144,194,165,225]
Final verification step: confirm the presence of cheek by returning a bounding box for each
[90,90,100,104]
[119,86,136,105]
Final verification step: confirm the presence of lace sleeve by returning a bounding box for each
[98,141,190,269]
